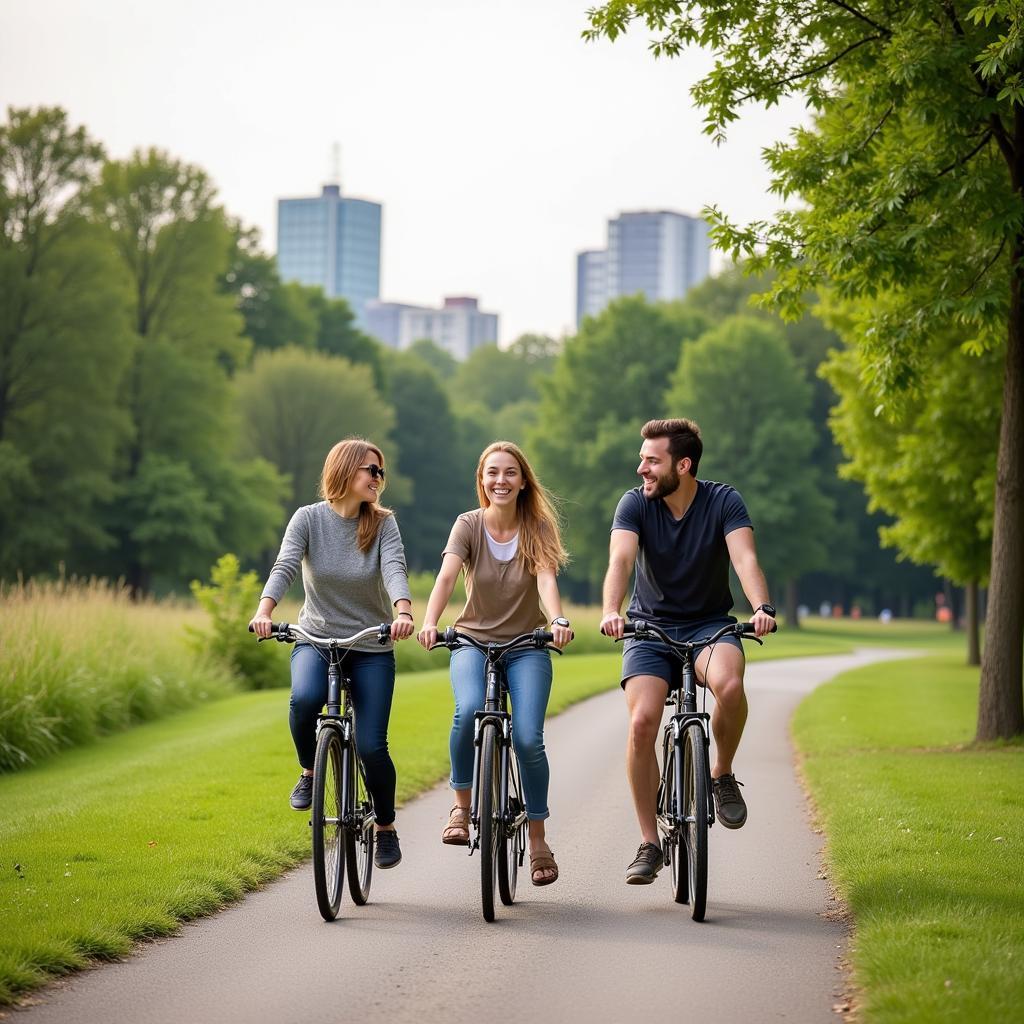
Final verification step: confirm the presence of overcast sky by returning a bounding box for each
[1,0,807,342]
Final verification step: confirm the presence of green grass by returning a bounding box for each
[0,579,236,772]
[0,652,626,1005]
[793,656,1024,1022]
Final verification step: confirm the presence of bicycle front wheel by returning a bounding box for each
[683,721,709,922]
[345,753,374,905]
[663,731,688,905]
[498,749,524,906]
[478,722,500,922]
[311,727,345,921]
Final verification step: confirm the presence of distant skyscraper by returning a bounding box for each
[365,296,498,361]
[276,184,381,327]
[576,210,710,326]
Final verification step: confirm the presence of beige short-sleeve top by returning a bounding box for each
[443,509,547,642]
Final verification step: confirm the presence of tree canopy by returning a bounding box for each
[585,0,1024,736]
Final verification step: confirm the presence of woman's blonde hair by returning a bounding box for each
[319,438,392,553]
[475,441,568,574]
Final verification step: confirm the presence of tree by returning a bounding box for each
[386,354,463,571]
[0,107,134,579]
[89,149,280,591]
[586,1,1024,738]
[667,317,835,624]
[825,332,1002,663]
[220,223,317,352]
[236,347,396,513]
[304,289,387,391]
[530,296,708,596]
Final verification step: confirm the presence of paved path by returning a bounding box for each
[17,649,909,1024]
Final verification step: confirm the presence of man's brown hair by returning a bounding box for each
[641,418,703,476]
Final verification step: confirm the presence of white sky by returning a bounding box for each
[1,0,807,342]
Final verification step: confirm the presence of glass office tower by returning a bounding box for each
[276,184,381,328]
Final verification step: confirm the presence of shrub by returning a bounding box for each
[190,555,290,690]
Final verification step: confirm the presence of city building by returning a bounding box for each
[276,184,381,327]
[576,210,711,326]
[366,296,498,361]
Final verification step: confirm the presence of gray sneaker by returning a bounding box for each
[289,773,313,811]
[712,773,747,829]
[626,841,664,884]
[374,830,402,869]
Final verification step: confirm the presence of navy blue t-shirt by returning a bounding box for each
[611,481,752,624]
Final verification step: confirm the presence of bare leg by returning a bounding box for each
[696,644,747,778]
[624,675,669,845]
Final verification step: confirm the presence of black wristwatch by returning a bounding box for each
[551,616,570,628]
[755,603,776,618]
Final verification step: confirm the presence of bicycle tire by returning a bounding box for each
[479,722,500,922]
[683,721,709,921]
[664,731,688,905]
[311,727,345,920]
[498,749,523,906]
[345,752,374,906]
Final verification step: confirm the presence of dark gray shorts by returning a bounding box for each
[620,617,742,691]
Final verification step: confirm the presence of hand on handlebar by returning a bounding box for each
[599,612,625,639]
[551,623,573,649]
[417,625,439,650]
[390,615,415,641]
[249,612,273,639]
[749,609,777,638]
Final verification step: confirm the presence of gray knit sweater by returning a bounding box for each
[261,502,412,652]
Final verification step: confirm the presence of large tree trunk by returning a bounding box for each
[966,579,981,668]
[976,240,1024,740]
[784,577,801,629]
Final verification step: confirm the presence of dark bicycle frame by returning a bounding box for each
[619,619,768,902]
[253,621,390,916]
[435,627,560,857]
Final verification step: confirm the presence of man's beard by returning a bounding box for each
[648,465,680,500]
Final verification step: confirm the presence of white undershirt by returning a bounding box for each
[484,528,519,562]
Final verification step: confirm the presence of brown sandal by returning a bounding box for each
[530,848,559,886]
[442,805,470,846]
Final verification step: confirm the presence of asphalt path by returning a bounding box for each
[17,648,910,1024]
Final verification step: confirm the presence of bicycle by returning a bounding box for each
[251,620,391,921]
[614,619,773,921]
[430,626,561,922]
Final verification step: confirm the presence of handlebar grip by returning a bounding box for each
[248,622,289,634]
[536,630,555,644]
[620,623,636,636]
[740,621,777,634]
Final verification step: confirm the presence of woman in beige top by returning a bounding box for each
[418,441,572,885]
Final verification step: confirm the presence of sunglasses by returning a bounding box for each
[360,464,386,480]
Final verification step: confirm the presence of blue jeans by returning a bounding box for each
[289,644,397,826]
[448,646,552,820]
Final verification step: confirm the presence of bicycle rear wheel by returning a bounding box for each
[345,753,374,906]
[663,732,688,905]
[478,722,500,922]
[311,727,345,921]
[683,721,709,922]
[498,749,524,906]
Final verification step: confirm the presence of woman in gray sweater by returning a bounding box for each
[249,438,414,869]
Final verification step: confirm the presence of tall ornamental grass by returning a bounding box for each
[0,578,236,772]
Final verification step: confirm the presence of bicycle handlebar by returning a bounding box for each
[432,626,564,656]
[248,622,392,647]
[619,619,775,651]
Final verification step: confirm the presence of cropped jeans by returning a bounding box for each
[448,646,553,820]
[289,643,397,826]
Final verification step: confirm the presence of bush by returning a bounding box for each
[190,555,290,689]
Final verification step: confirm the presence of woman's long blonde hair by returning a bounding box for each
[319,438,392,552]
[476,441,568,575]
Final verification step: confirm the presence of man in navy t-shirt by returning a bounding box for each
[600,418,777,885]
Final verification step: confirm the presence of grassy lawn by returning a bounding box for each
[0,652,626,1005]
[793,656,1024,1022]
[0,612,970,1006]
